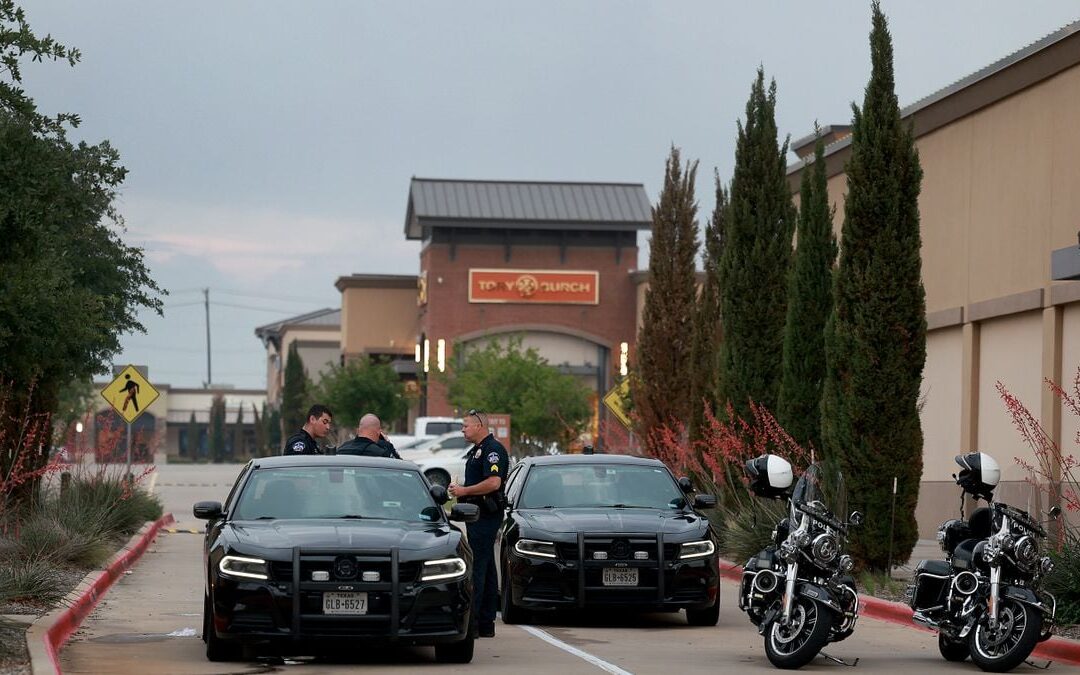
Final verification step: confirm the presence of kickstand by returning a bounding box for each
[820,651,859,667]
[1024,659,1052,670]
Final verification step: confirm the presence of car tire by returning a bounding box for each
[435,636,475,664]
[203,593,241,662]
[425,469,451,488]
[686,599,720,626]
[500,561,529,625]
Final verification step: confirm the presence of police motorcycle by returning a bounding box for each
[739,455,862,669]
[907,452,1058,672]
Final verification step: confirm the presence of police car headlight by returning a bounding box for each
[515,539,557,559]
[421,557,468,582]
[219,555,269,580]
[679,540,715,560]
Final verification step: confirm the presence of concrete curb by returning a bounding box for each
[25,513,176,675]
[717,557,1080,665]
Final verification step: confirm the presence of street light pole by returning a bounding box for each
[203,288,212,387]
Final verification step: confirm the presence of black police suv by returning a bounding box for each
[195,455,479,663]
[499,454,721,625]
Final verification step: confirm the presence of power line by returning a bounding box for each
[214,288,331,304]
[209,301,304,314]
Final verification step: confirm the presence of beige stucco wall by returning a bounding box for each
[341,286,417,356]
[976,310,1042,481]
[1061,303,1080,461]
[921,327,963,480]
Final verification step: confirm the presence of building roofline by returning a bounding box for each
[335,274,418,292]
[786,19,1080,185]
[411,176,646,188]
[254,307,339,343]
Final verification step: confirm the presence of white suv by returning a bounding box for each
[403,432,473,488]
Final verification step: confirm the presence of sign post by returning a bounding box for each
[101,365,160,479]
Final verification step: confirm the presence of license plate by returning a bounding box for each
[322,592,368,615]
[602,568,639,586]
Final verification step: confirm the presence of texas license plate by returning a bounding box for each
[323,592,368,615]
[602,567,639,586]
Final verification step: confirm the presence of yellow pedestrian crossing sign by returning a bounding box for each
[102,365,159,424]
[602,378,632,430]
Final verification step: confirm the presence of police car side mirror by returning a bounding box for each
[450,503,480,523]
[429,485,449,505]
[678,477,694,494]
[193,501,223,520]
[693,494,717,509]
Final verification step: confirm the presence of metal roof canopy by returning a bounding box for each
[404,178,653,240]
[1052,244,1080,281]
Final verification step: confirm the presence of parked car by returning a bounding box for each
[498,454,720,625]
[388,416,463,449]
[406,433,473,487]
[194,455,479,663]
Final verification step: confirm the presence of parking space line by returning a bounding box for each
[517,624,633,675]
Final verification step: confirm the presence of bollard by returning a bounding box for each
[60,471,71,496]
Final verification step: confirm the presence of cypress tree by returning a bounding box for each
[232,402,244,459]
[688,177,727,442]
[718,69,795,420]
[281,341,309,439]
[635,146,699,453]
[209,393,226,463]
[185,411,198,459]
[777,134,836,454]
[821,1,926,571]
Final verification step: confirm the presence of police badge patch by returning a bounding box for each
[487,451,500,463]
[292,441,305,452]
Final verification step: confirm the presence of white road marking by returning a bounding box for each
[517,624,633,675]
[147,471,159,494]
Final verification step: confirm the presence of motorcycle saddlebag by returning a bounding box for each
[910,559,951,610]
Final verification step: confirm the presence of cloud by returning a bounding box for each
[119,197,412,283]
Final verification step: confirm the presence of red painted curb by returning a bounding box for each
[42,513,175,673]
[718,557,1080,665]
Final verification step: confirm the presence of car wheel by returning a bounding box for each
[500,560,529,625]
[204,592,241,662]
[425,469,450,488]
[435,636,475,664]
[686,599,720,626]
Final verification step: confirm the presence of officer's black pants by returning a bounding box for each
[466,515,501,628]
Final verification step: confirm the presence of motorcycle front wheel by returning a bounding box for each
[764,598,834,669]
[968,599,1041,672]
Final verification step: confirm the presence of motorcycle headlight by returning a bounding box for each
[810,533,840,565]
[514,539,557,559]
[839,554,855,573]
[219,555,269,580]
[1012,535,1038,569]
[421,557,468,582]
[679,540,715,560]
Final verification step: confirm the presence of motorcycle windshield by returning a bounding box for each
[790,463,848,533]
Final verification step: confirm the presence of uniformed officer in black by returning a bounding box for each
[282,404,333,455]
[448,409,508,638]
[337,413,401,458]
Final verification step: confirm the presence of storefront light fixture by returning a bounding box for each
[619,342,629,377]
[436,339,446,373]
[423,339,430,373]
[415,343,421,363]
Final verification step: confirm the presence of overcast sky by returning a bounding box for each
[21,1,1080,390]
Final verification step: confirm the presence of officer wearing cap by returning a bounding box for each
[282,404,333,455]
[448,409,508,638]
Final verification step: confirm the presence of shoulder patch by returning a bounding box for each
[490,464,499,473]
[486,451,500,463]
[292,441,306,451]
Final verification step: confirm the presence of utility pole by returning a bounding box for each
[203,287,212,387]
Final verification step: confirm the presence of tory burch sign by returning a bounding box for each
[468,269,599,305]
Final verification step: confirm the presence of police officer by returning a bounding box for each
[448,408,508,638]
[337,413,401,458]
[282,404,333,455]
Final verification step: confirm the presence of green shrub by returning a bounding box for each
[0,554,63,604]
[719,496,787,562]
[16,513,111,567]
[1045,539,1080,625]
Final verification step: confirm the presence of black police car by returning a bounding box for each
[499,454,721,625]
[195,455,479,663]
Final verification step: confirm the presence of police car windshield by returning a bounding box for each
[519,464,682,510]
[232,466,439,522]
